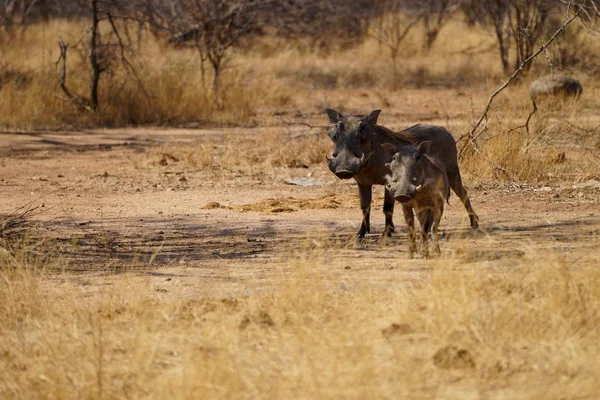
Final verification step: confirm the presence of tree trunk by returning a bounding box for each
[391,49,399,91]
[210,55,223,110]
[494,25,510,73]
[89,0,100,110]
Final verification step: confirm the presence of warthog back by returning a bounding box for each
[530,75,582,101]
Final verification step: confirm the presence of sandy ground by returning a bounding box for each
[1,126,598,296]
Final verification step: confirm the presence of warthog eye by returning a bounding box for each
[358,121,368,139]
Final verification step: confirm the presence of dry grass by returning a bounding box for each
[2,15,600,399]
[2,17,598,130]
[1,238,599,399]
[0,21,270,129]
[141,129,331,178]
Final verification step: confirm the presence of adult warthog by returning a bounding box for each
[324,108,478,239]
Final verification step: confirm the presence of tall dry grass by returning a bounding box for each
[0,20,272,129]
[458,84,600,184]
[140,129,331,180]
[1,238,599,399]
[3,16,598,130]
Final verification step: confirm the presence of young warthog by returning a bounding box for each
[382,142,448,258]
[325,108,478,239]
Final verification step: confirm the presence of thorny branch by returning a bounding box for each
[457,8,580,159]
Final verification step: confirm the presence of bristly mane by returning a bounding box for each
[379,124,422,145]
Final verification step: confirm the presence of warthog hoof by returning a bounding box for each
[383,225,395,238]
[470,214,479,229]
[355,234,366,245]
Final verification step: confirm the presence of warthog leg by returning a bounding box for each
[383,188,396,237]
[417,208,434,259]
[448,173,479,229]
[432,205,443,256]
[357,183,372,239]
[402,204,416,258]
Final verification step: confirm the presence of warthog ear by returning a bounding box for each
[326,109,343,124]
[362,109,381,126]
[417,141,432,156]
[381,143,397,156]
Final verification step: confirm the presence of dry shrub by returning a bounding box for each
[462,130,596,184]
[467,130,551,182]
[460,91,600,184]
[0,60,265,129]
[0,21,268,129]
[1,240,599,399]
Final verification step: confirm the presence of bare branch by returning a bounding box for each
[457,9,580,159]
[56,39,92,111]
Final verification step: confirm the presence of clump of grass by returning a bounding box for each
[270,132,331,168]
[0,203,43,242]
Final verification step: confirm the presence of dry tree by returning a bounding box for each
[421,0,463,51]
[369,0,424,90]
[55,0,147,112]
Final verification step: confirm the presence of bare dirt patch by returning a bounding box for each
[1,125,598,279]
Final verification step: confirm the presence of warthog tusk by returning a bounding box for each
[359,153,367,166]
[415,184,423,191]
[325,153,334,162]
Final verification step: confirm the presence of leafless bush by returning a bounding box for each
[0,0,85,39]
[462,0,558,73]
[56,0,145,111]
[0,0,46,37]
[544,16,598,70]
[370,0,424,89]
[142,0,265,105]
[566,0,600,33]
[261,0,375,52]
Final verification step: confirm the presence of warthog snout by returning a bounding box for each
[335,170,355,179]
[325,151,367,179]
[391,184,422,203]
[388,185,423,203]
[394,194,412,203]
